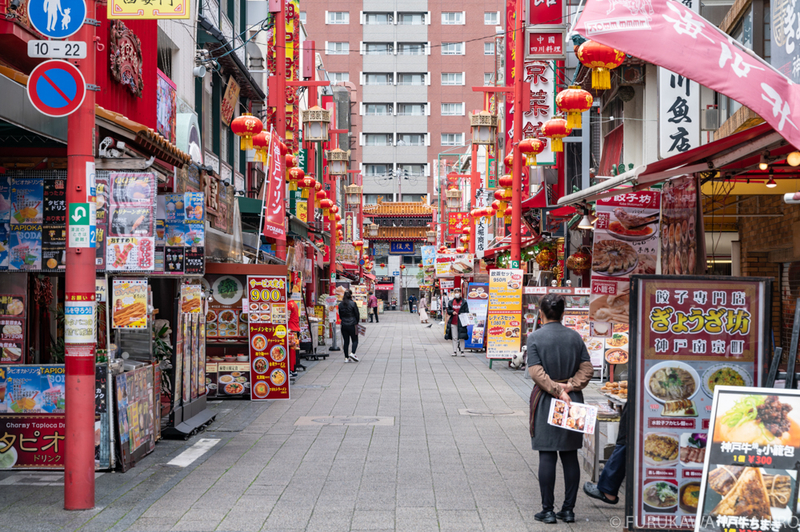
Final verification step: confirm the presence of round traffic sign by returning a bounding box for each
[27,60,86,117]
[28,0,87,39]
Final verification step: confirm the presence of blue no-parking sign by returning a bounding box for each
[27,59,86,117]
[28,0,86,39]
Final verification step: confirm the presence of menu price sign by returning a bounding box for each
[107,173,155,272]
[465,283,490,349]
[486,269,524,359]
[112,279,148,329]
[248,276,289,401]
[696,388,800,532]
[629,276,768,531]
[434,253,475,278]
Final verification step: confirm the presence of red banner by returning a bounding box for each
[248,276,290,400]
[528,0,563,25]
[575,0,800,149]
[448,212,470,234]
[263,131,286,241]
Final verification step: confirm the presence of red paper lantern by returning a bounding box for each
[504,206,513,224]
[299,176,316,198]
[335,213,342,222]
[230,113,263,151]
[353,240,364,251]
[498,174,513,189]
[331,205,339,215]
[470,208,482,219]
[288,167,305,191]
[380,263,386,268]
[504,152,513,168]
[577,41,625,91]
[494,189,506,202]
[320,198,333,216]
[518,138,546,165]
[541,118,572,153]
[252,131,269,163]
[286,154,298,168]
[556,86,593,129]
[400,264,406,270]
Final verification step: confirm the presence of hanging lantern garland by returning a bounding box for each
[556,86,594,129]
[577,41,625,91]
[541,118,571,153]
[230,113,263,151]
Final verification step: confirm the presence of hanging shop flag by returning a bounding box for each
[248,275,290,401]
[262,130,286,242]
[220,76,240,127]
[629,276,768,531]
[486,269,524,359]
[112,279,148,329]
[574,0,800,149]
[589,190,660,336]
[661,175,705,275]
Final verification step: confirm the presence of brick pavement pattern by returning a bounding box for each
[0,312,624,531]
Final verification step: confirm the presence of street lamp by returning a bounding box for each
[426,231,436,243]
[326,147,349,176]
[470,110,498,145]
[345,184,362,207]
[446,189,462,210]
[301,106,331,142]
[369,223,379,237]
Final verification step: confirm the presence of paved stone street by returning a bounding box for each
[0,312,624,531]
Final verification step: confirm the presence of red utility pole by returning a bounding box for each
[469,142,478,255]
[64,0,97,510]
[511,0,525,264]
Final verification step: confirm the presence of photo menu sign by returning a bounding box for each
[486,269,524,359]
[629,276,769,531]
[247,275,289,401]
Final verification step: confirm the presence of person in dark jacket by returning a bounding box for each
[527,294,594,524]
[338,290,360,362]
[444,289,470,356]
[583,403,628,504]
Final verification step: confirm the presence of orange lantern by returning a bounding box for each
[541,118,572,153]
[288,167,305,192]
[299,176,316,198]
[313,181,323,208]
[556,86,593,129]
[493,189,506,202]
[230,113,263,151]
[252,131,269,163]
[481,207,493,220]
[577,41,625,91]
[519,137,546,165]
[470,208,481,219]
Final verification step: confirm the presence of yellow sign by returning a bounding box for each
[108,0,190,19]
[488,269,524,313]
[112,279,148,329]
[296,198,308,223]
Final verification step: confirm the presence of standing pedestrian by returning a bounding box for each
[287,297,303,377]
[418,295,429,324]
[408,294,416,314]
[368,291,379,323]
[444,288,469,356]
[527,294,594,524]
[338,290,360,362]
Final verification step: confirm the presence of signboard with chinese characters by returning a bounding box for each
[522,61,556,166]
[448,212,470,235]
[435,253,474,278]
[107,0,189,19]
[628,276,768,531]
[772,0,800,82]
[487,269,524,359]
[589,191,660,335]
[697,387,800,532]
[262,130,286,242]
[389,241,415,255]
[526,31,566,59]
[248,275,290,401]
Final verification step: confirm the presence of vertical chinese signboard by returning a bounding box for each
[248,275,290,401]
[661,176,703,275]
[697,387,800,532]
[487,269,524,359]
[589,191,660,336]
[628,276,769,531]
[772,1,800,82]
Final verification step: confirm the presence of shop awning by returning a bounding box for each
[558,123,783,205]
[364,273,376,281]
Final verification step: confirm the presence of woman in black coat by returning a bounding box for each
[338,290,360,362]
[444,289,470,356]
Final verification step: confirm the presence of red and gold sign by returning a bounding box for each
[448,212,470,234]
[109,20,144,98]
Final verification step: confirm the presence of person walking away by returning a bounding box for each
[408,294,416,314]
[418,296,429,324]
[287,298,303,377]
[368,291,379,323]
[444,289,469,356]
[338,290,360,362]
[527,294,594,524]
[583,403,628,505]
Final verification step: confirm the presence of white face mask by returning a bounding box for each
[453,292,461,299]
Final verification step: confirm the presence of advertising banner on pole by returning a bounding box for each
[262,131,287,241]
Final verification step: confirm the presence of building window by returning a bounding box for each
[397,134,425,146]
[364,194,380,205]
[441,133,465,146]
[329,72,349,84]
[441,42,464,55]
[441,72,464,85]
[398,43,426,55]
[365,43,393,55]
[365,103,392,116]
[327,12,349,24]
[398,13,425,25]
[398,73,425,85]
[365,73,393,85]
[365,134,393,146]
[442,12,463,25]
[365,12,392,24]
[397,103,425,116]
[398,164,425,177]
[484,73,494,85]
[327,42,349,55]
[365,164,391,176]
[441,103,464,116]
[484,11,499,25]
[484,42,494,55]
[299,11,306,24]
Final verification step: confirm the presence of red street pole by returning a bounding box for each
[64,0,97,510]
[469,142,478,255]
[510,0,525,264]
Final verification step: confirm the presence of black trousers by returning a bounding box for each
[369,307,379,322]
[341,324,358,357]
[538,450,580,512]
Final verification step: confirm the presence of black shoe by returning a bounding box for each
[295,364,306,371]
[556,510,575,523]
[583,482,618,504]
[534,511,557,524]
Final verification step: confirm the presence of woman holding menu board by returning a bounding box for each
[526,294,594,524]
